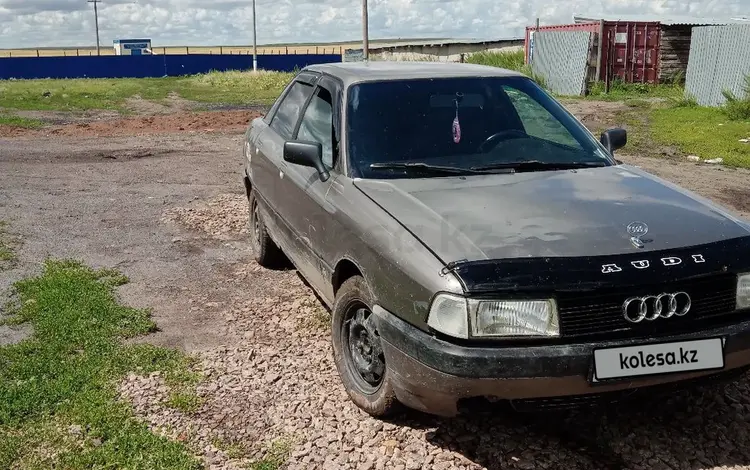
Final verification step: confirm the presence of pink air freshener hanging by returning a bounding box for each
[452,99,461,144]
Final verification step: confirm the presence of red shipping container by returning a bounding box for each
[525,21,661,85]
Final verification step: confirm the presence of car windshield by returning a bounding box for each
[345,75,613,179]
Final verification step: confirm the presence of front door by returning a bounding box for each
[276,77,341,299]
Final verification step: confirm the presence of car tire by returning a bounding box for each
[248,188,284,268]
[332,275,400,418]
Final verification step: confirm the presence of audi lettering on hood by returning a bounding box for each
[603,254,706,274]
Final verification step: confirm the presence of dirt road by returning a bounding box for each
[2,106,750,470]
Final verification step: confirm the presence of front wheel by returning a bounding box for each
[331,275,400,417]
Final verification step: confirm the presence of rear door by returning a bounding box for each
[250,72,318,243]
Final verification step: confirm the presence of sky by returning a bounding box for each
[0,0,747,49]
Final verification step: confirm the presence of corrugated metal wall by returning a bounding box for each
[525,23,599,63]
[686,25,750,106]
[530,31,593,96]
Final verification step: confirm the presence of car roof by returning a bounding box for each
[302,61,526,86]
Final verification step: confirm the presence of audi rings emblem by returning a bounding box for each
[622,292,692,323]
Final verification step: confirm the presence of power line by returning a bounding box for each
[87,0,101,56]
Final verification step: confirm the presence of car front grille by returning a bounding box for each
[556,273,749,340]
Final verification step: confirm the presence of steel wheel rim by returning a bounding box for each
[343,303,385,393]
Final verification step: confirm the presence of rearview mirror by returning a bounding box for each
[283,141,330,182]
[600,128,627,154]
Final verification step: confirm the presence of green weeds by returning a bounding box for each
[0,70,294,112]
[0,259,203,469]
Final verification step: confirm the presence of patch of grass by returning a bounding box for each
[0,69,294,112]
[586,78,683,102]
[166,391,204,414]
[649,105,750,168]
[298,307,330,332]
[618,113,652,156]
[248,438,293,470]
[121,344,204,415]
[624,98,652,109]
[467,49,526,71]
[178,70,293,105]
[0,259,202,469]
[466,50,547,88]
[0,114,44,128]
[211,437,247,460]
[667,93,699,108]
[0,77,176,111]
[568,94,750,168]
[721,74,750,121]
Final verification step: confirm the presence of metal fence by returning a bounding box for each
[0,54,341,80]
[685,25,750,107]
[530,31,592,96]
[0,46,344,58]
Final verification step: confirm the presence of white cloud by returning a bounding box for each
[0,0,747,48]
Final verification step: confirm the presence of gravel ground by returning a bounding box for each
[3,105,750,469]
[119,191,750,470]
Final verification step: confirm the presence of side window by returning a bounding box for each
[296,86,334,168]
[502,86,582,149]
[270,81,314,139]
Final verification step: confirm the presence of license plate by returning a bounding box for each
[592,337,725,382]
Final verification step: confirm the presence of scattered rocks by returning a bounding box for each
[162,194,249,239]
[118,193,750,470]
[705,157,724,164]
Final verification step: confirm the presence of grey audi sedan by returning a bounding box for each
[241,61,750,418]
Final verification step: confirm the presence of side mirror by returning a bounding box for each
[600,128,627,154]
[283,141,330,182]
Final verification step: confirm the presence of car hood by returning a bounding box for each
[353,164,750,263]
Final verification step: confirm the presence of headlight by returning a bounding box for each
[426,294,559,339]
[469,299,559,338]
[738,273,750,310]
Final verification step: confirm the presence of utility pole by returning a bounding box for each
[252,0,258,71]
[87,0,101,56]
[362,0,369,60]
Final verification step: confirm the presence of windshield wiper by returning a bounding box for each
[369,162,512,175]
[471,160,607,173]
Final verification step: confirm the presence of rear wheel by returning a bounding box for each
[332,275,400,417]
[248,189,284,268]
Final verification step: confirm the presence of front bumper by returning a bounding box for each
[372,305,750,417]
